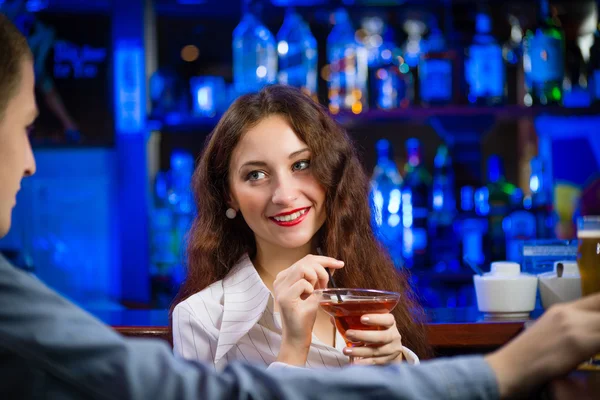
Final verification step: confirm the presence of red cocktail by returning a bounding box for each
[315,288,400,359]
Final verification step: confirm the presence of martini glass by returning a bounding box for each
[314,288,400,363]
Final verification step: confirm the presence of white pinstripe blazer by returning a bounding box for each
[172,254,419,370]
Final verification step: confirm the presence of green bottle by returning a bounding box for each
[522,0,565,105]
[486,155,516,261]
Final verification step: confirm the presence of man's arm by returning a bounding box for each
[0,256,499,400]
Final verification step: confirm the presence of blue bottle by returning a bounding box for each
[455,186,488,267]
[465,12,505,105]
[419,19,454,105]
[522,0,565,105]
[402,139,431,269]
[429,145,459,272]
[276,8,317,97]
[327,8,368,114]
[370,139,403,266]
[529,156,555,238]
[233,0,277,95]
[503,189,537,262]
[369,27,414,110]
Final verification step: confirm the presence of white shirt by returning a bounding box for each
[172,254,419,370]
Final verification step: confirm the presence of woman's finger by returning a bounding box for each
[306,255,345,269]
[343,342,402,359]
[345,328,396,345]
[297,264,319,288]
[285,279,315,301]
[360,313,395,328]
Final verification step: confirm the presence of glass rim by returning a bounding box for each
[313,288,400,298]
[578,216,600,222]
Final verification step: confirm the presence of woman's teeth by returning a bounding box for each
[273,208,308,222]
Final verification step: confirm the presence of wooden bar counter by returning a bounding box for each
[98,307,541,356]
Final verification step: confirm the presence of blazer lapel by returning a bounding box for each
[214,254,271,364]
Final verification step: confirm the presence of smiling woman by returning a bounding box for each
[169,84,432,371]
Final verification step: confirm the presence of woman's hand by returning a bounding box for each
[486,293,600,398]
[273,255,344,366]
[342,313,404,365]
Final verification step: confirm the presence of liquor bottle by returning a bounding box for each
[368,26,414,110]
[465,12,505,105]
[486,155,516,261]
[530,156,556,238]
[401,138,431,269]
[563,41,590,107]
[402,18,426,69]
[419,18,456,105]
[454,186,488,268]
[276,8,317,98]
[168,151,195,287]
[503,188,537,262]
[370,139,403,266]
[503,14,524,105]
[587,3,600,104]
[522,0,565,105]
[233,0,277,95]
[327,8,368,114]
[429,145,459,272]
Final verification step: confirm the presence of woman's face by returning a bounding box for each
[228,115,327,253]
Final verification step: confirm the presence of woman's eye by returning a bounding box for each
[292,160,310,171]
[246,170,266,181]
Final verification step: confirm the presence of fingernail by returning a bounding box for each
[343,348,352,355]
[361,316,370,323]
[345,331,355,339]
[337,260,345,265]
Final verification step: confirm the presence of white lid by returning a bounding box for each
[490,261,521,276]
[476,261,535,281]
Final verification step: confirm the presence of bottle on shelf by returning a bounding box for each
[419,17,456,106]
[368,25,414,110]
[233,0,277,96]
[327,8,369,115]
[429,145,459,273]
[402,18,426,69]
[276,8,317,98]
[563,40,590,107]
[529,156,556,238]
[486,155,516,261]
[588,3,600,104]
[401,138,431,269]
[502,14,525,105]
[370,139,403,267]
[522,0,565,106]
[168,151,195,285]
[465,11,505,105]
[503,188,537,262]
[454,186,488,268]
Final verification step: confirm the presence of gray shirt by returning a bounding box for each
[0,255,500,399]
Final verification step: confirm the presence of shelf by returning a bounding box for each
[149,105,600,135]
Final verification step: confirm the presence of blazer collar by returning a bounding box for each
[214,254,271,364]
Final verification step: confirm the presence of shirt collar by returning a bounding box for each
[214,254,271,364]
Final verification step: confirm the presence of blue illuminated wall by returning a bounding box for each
[0,149,121,306]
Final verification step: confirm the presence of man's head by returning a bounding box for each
[0,14,37,238]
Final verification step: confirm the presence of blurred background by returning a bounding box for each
[1,0,599,312]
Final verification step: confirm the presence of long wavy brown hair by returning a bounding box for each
[170,84,432,359]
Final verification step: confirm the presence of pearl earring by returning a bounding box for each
[226,208,237,219]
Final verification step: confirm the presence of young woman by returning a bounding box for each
[170,84,432,370]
